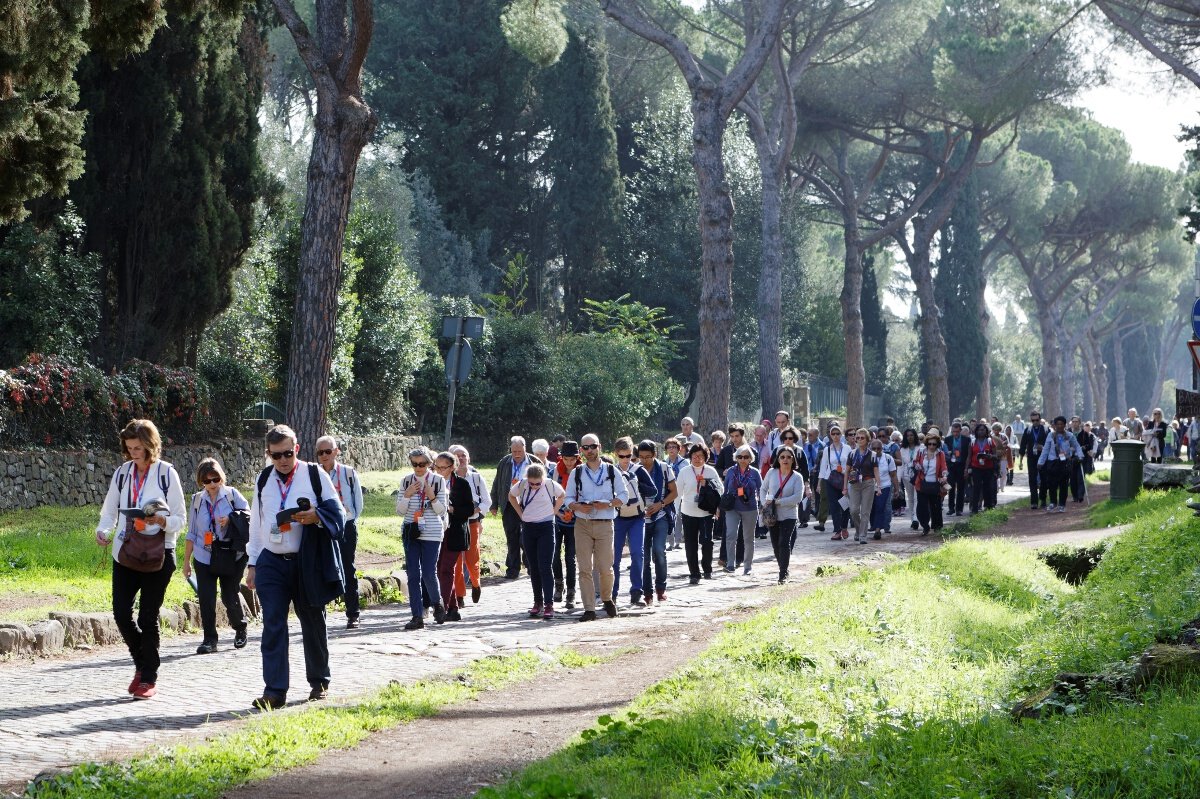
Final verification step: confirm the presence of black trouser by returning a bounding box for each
[682,514,714,579]
[339,519,360,618]
[916,489,943,532]
[770,519,796,580]
[969,469,996,513]
[112,550,176,684]
[1070,461,1086,502]
[194,557,246,643]
[1045,462,1070,507]
[946,465,967,514]
[502,504,523,577]
[1028,457,1046,507]
[553,520,576,595]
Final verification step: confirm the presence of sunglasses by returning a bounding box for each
[410,461,429,468]
[736,455,752,460]
[202,476,222,485]
[581,444,599,450]
[268,450,295,460]
[315,448,334,457]
[782,436,797,442]
[617,454,632,460]
[527,480,543,487]
[830,431,841,436]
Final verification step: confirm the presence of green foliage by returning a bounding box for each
[1087,487,1188,529]
[73,0,266,366]
[580,294,681,371]
[0,206,100,365]
[483,253,534,317]
[501,0,568,67]
[197,352,264,436]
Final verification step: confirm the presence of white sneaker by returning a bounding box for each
[1057,506,1067,513]
[1045,504,1056,512]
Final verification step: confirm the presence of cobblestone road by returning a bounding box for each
[0,478,1048,790]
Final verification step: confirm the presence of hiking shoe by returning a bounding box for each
[830,531,841,541]
[196,641,217,655]
[346,617,360,630]
[447,607,462,622]
[657,591,667,602]
[703,571,713,580]
[404,616,424,631]
[873,531,881,541]
[457,596,465,609]
[252,694,285,711]
[528,604,543,617]
[911,520,919,531]
[689,577,701,585]
[857,539,867,545]
[1046,504,1056,512]
[578,610,597,622]
[433,604,447,624]
[565,591,576,609]
[814,524,826,532]
[554,582,564,603]
[543,604,554,620]
[131,682,157,700]
[603,600,618,618]
[471,585,482,603]
[234,627,249,648]
[128,670,142,695]
[1057,506,1067,513]
[308,684,328,701]
[840,530,849,540]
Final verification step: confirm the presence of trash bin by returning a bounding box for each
[1109,440,1144,502]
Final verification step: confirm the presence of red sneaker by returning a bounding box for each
[657,591,667,602]
[131,682,157,700]
[127,670,142,695]
[527,605,543,618]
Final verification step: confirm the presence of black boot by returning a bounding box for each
[565,588,576,609]
[553,581,564,604]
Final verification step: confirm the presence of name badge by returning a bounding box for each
[204,531,213,547]
[269,526,283,545]
[1059,454,1067,461]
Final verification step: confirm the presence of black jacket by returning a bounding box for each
[490,453,545,511]
[298,494,346,609]
[1019,424,1049,459]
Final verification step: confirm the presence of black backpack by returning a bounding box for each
[573,463,617,501]
[116,461,171,501]
[257,463,324,506]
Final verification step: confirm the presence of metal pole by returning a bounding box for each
[443,317,464,449]
[444,378,458,450]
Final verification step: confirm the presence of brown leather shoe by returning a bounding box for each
[252,694,286,711]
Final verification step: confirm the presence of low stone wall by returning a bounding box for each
[0,435,423,511]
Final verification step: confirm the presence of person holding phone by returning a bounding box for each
[398,446,449,630]
[246,425,345,710]
[95,419,186,700]
[183,458,250,654]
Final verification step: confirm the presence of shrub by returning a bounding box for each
[199,353,265,437]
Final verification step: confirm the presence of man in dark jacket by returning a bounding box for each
[1019,411,1050,509]
[943,422,970,516]
[490,436,544,579]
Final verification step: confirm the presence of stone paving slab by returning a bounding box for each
[0,474,1059,790]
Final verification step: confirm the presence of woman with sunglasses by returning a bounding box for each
[676,443,721,584]
[510,463,565,619]
[846,428,881,545]
[898,429,922,531]
[433,452,473,622]
[397,446,448,630]
[762,445,804,583]
[722,444,762,574]
[183,458,250,654]
[818,426,854,541]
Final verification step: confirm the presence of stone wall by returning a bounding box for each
[0,435,423,511]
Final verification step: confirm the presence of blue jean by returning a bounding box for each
[824,479,849,531]
[404,538,442,617]
[523,520,556,606]
[871,486,893,531]
[642,514,669,593]
[256,550,329,698]
[613,515,645,598]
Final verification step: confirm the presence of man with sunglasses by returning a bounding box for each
[1019,411,1050,510]
[246,425,346,710]
[315,436,363,629]
[564,434,628,621]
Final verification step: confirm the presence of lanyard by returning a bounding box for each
[522,484,541,507]
[129,464,150,507]
[205,495,222,534]
[852,449,869,469]
[333,465,342,497]
[733,466,750,487]
[276,470,296,511]
[831,447,842,471]
[692,465,706,485]
[585,464,607,487]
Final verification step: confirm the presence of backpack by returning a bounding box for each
[573,463,617,503]
[117,461,171,502]
[618,467,649,518]
[257,463,324,509]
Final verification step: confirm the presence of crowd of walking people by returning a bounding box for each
[93,405,1191,708]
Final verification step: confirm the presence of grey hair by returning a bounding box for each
[735,444,754,460]
[531,438,550,455]
[408,445,434,462]
[510,436,526,448]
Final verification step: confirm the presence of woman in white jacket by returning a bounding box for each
[94,419,186,700]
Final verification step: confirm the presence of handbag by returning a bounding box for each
[402,521,422,543]
[444,519,470,552]
[827,469,845,493]
[117,523,166,573]
[720,490,737,512]
[697,480,722,514]
[208,540,244,578]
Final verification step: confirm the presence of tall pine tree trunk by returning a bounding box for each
[756,166,785,421]
[908,240,950,427]
[976,279,991,420]
[1036,303,1062,417]
[691,92,734,433]
[840,216,866,428]
[1087,335,1108,424]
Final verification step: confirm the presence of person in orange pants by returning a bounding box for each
[449,445,490,605]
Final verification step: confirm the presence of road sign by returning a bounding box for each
[1192,298,1200,340]
[1190,340,1200,374]
[443,340,474,385]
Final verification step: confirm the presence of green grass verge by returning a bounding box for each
[0,468,509,623]
[25,649,585,799]
[480,495,1200,798]
[941,503,1011,537]
[1087,486,1187,529]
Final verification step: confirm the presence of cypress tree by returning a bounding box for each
[72,0,266,367]
[542,26,623,322]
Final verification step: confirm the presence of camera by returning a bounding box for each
[297,498,311,511]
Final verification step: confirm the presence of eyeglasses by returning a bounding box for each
[527,480,543,487]
[617,454,632,460]
[581,444,599,450]
[434,462,452,469]
[268,450,295,460]
[315,448,334,457]
[830,431,841,436]
[782,436,797,442]
[410,461,429,468]
[736,455,752,460]
[202,476,222,485]
[778,454,794,459]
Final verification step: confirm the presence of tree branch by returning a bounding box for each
[272,0,338,98]
[337,0,373,91]
[602,0,705,89]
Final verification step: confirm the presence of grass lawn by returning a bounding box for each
[0,467,510,623]
[24,649,597,799]
[1087,486,1188,529]
[480,489,1200,798]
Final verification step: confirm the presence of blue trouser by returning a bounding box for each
[404,538,442,617]
[824,479,849,531]
[256,550,329,699]
[523,520,556,606]
[642,514,670,593]
[613,515,645,598]
[871,486,893,531]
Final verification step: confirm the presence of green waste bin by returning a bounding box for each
[1109,440,1144,502]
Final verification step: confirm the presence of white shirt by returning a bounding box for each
[876,453,897,489]
[248,463,341,564]
[97,460,187,560]
[818,442,854,480]
[675,462,720,517]
[564,461,629,520]
[511,479,564,523]
[325,463,362,521]
[463,467,492,519]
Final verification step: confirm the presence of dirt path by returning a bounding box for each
[222,484,1122,799]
